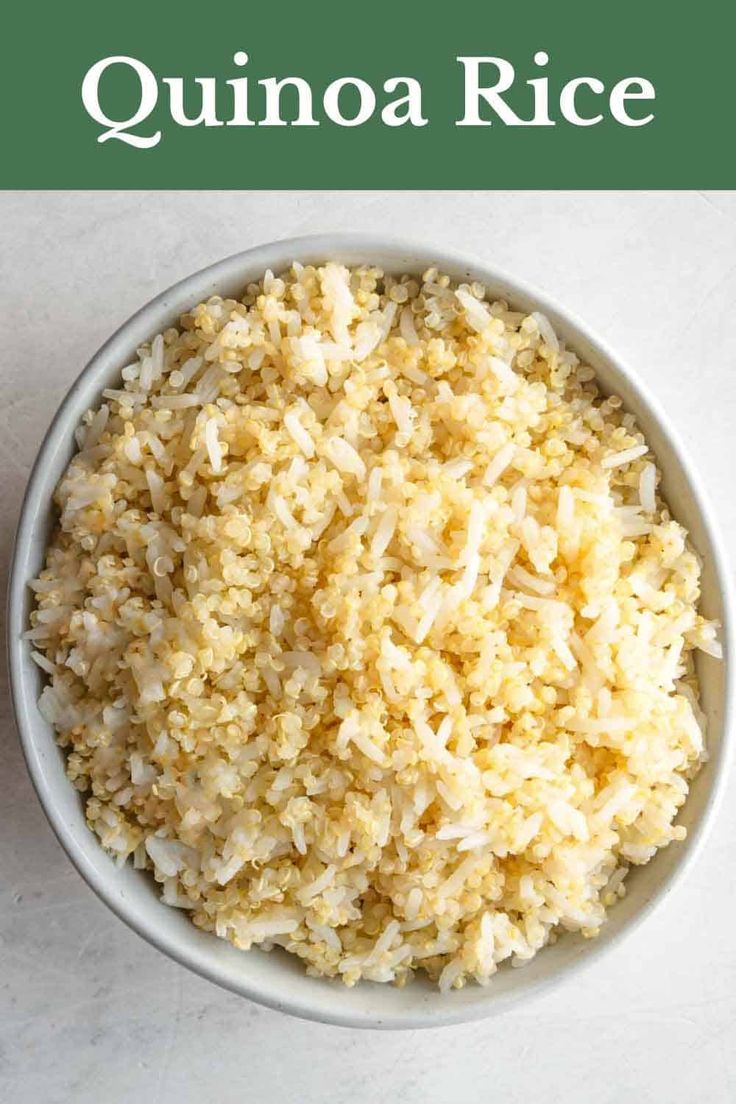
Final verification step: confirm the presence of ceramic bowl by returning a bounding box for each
[8,234,734,1028]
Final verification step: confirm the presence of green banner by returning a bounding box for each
[2,0,733,188]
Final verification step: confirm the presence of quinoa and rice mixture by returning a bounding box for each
[28,263,721,990]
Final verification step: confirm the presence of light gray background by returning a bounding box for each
[1,192,735,1104]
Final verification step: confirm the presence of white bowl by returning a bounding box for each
[8,234,734,1029]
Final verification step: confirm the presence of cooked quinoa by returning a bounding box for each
[28,263,721,990]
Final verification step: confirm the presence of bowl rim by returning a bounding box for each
[7,231,735,1029]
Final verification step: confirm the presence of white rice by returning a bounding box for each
[29,261,718,991]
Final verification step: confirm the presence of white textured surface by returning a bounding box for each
[1,191,735,1103]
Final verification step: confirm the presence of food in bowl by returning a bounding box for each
[27,262,721,990]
